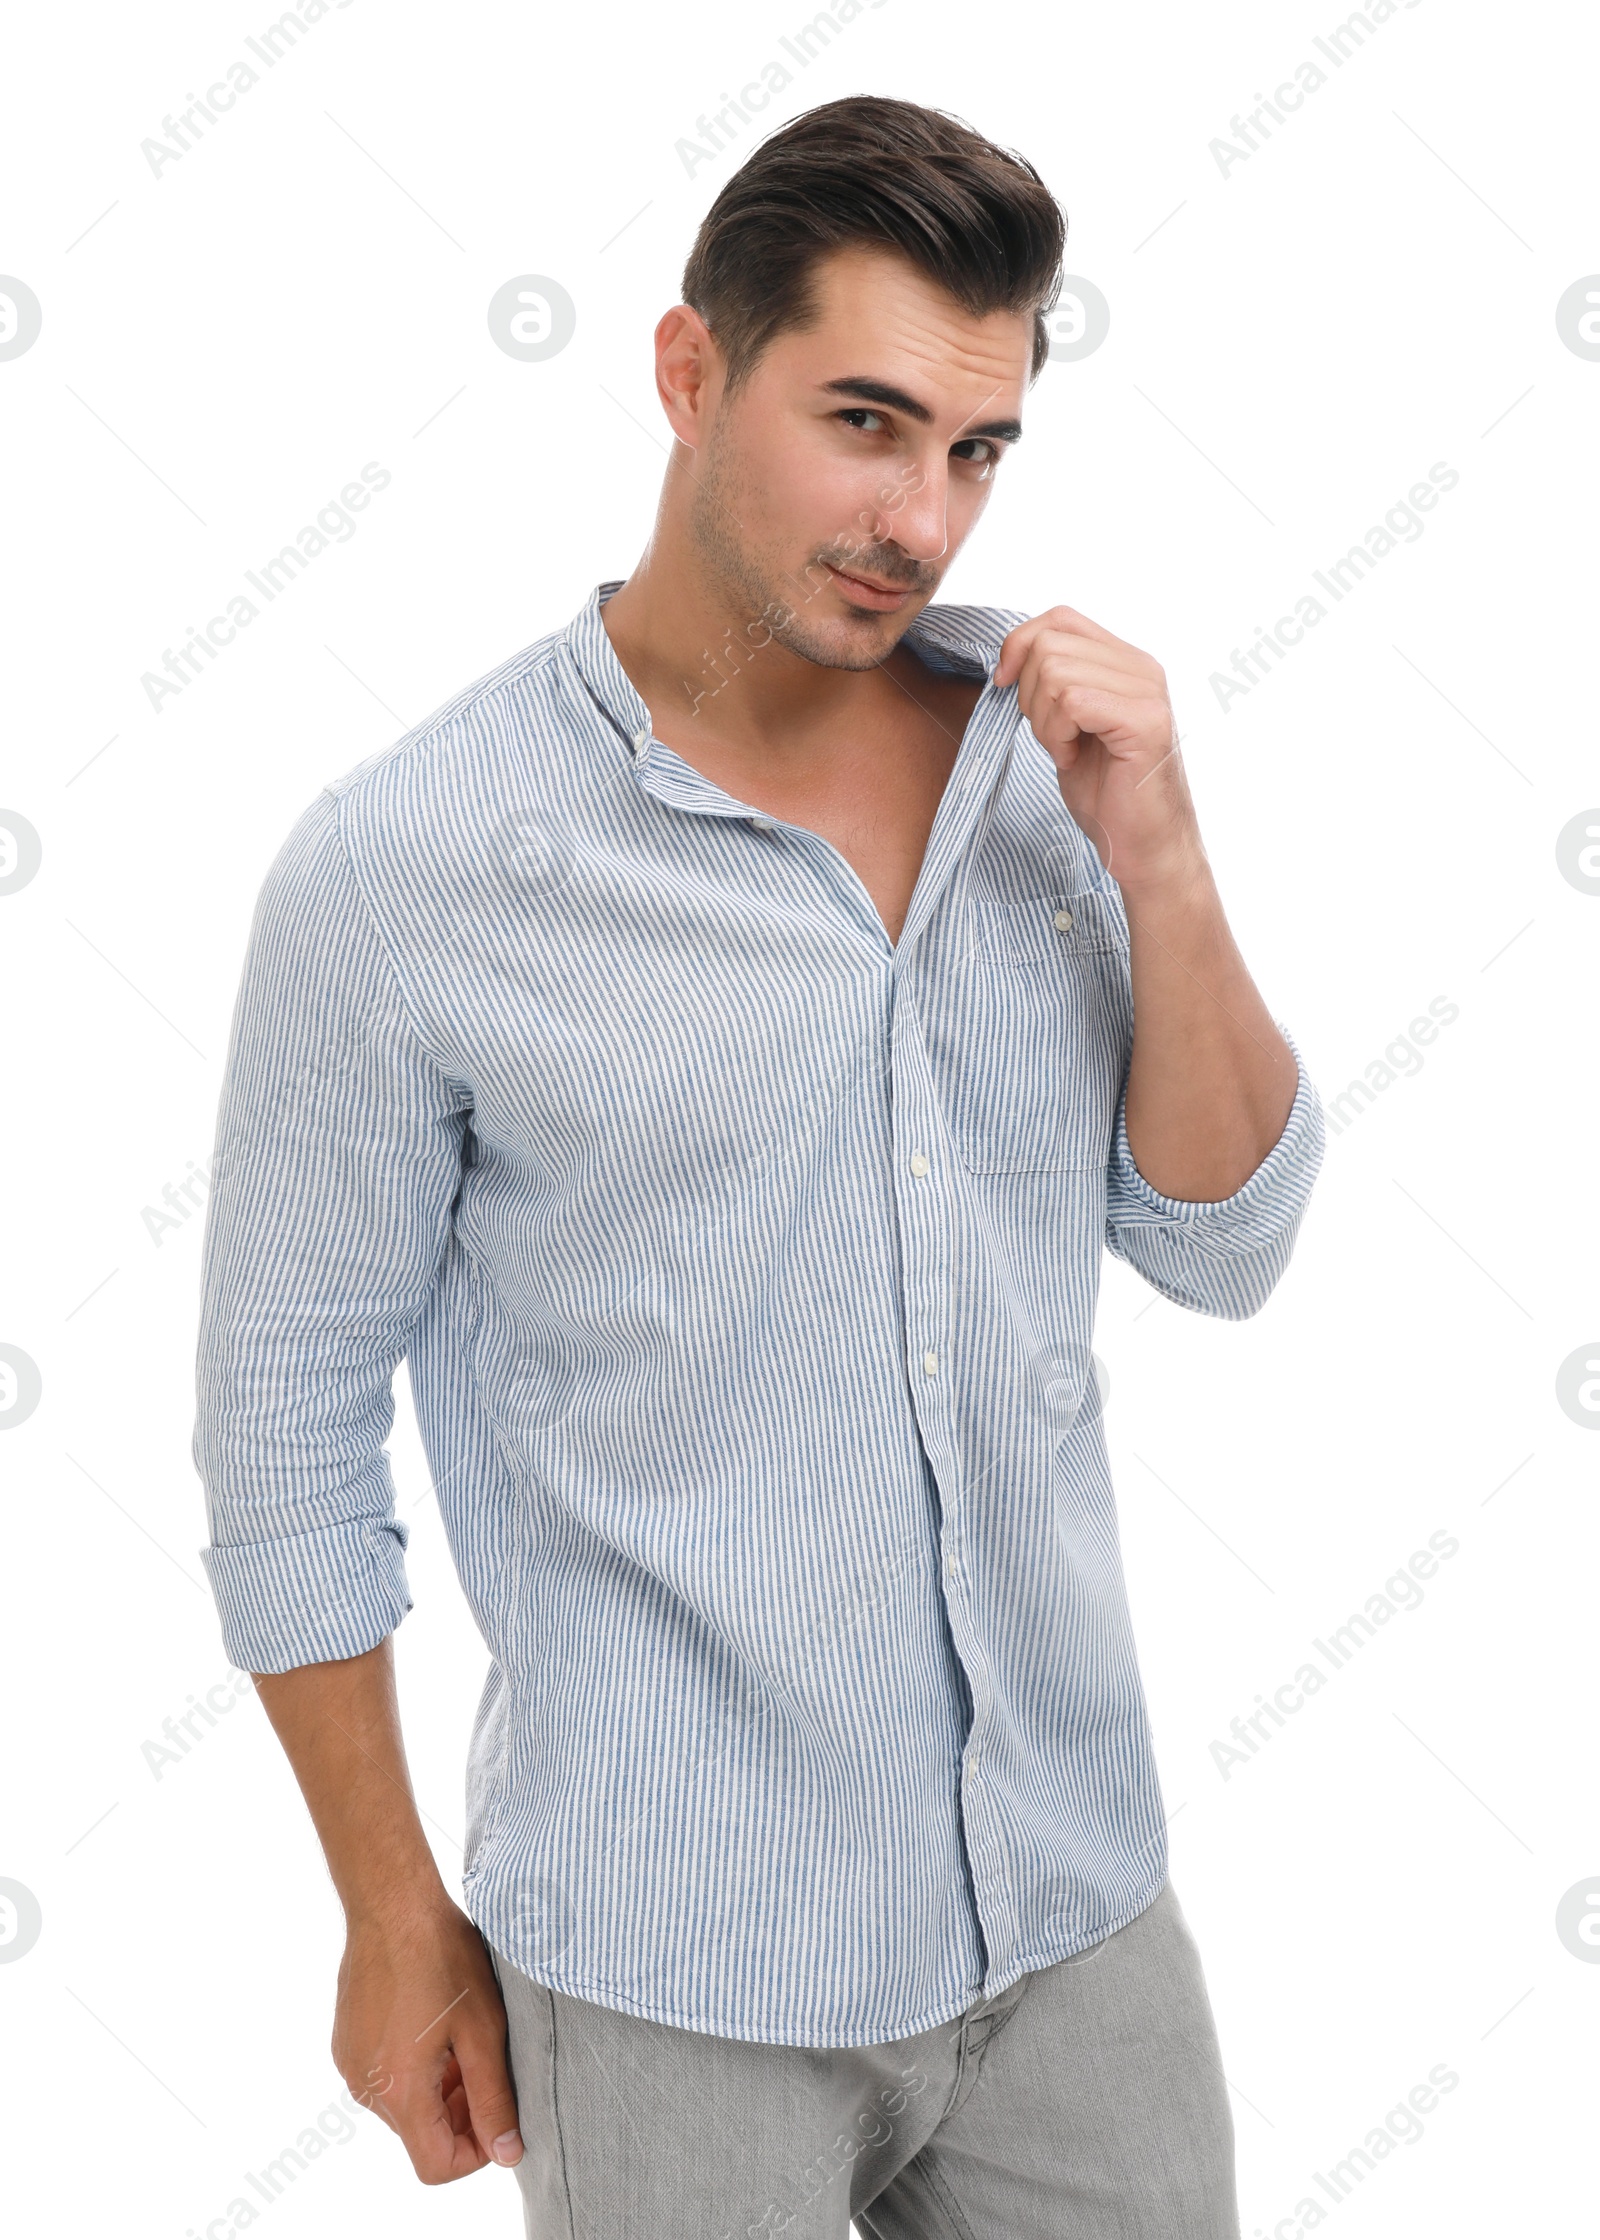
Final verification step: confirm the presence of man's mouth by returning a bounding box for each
[823,563,916,610]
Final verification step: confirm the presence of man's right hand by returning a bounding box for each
[247,1640,524,2185]
[333,1894,524,2183]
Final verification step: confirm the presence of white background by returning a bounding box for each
[1,0,1594,2233]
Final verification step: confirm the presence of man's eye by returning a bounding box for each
[834,412,1001,473]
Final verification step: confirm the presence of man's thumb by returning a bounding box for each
[459,2037,523,2165]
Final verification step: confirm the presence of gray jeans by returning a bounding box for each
[486,1877,1240,2237]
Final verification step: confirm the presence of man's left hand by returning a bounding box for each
[993,606,1202,895]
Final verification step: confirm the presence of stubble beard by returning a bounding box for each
[685,424,912,675]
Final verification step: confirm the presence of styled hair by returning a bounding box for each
[680,95,1066,396]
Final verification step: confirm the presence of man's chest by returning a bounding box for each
[781,765,952,947]
[704,675,985,945]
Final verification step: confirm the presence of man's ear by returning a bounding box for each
[655,303,724,450]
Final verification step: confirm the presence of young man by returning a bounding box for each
[194,95,1323,2237]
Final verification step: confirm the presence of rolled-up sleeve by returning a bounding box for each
[1104,1021,1325,1319]
[192,786,471,1674]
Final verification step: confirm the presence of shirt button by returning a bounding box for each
[747,813,776,830]
[945,1550,956,1577]
[922,1350,939,1376]
[1053,908,1074,932]
[632,724,650,751]
[909,1152,930,1177]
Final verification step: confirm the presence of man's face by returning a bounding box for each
[683,245,1033,671]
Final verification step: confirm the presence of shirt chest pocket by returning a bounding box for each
[945,888,1131,1175]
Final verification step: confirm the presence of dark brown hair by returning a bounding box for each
[680,96,1066,396]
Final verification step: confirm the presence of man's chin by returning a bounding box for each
[774,577,932,667]
[781,614,913,672]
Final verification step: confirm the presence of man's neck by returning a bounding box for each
[599,551,946,777]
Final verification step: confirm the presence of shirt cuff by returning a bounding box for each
[200,1514,414,1675]
[1107,1021,1325,1253]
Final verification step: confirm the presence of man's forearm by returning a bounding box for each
[253,1637,452,1926]
[1117,850,1298,1204]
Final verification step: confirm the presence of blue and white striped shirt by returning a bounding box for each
[194,578,1325,2048]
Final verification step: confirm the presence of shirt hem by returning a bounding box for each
[466,1863,1169,2050]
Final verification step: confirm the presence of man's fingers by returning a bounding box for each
[996,611,1150,687]
[1032,602,1131,650]
[354,2024,520,2185]
[1018,655,1166,708]
[365,2072,468,2184]
[380,2067,500,2185]
[1013,652,1167,743]
[994,612,1053,685]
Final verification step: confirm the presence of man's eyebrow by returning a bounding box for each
[818,376,1023,444]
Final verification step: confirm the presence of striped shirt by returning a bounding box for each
[193,577,1325,2048]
